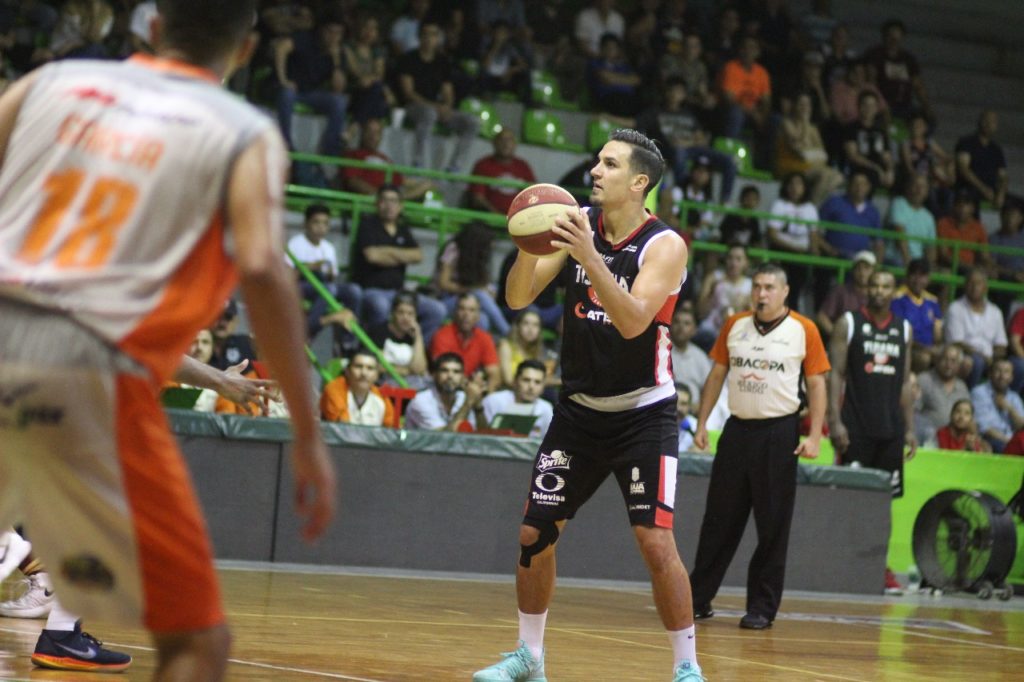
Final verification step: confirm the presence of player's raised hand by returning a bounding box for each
[291,437,337,542]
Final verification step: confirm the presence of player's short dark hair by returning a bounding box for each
[752,262,789,285]
[515,359,547,379]
[305,203,330,221]
[432,352,464,373]
[609,129,664,197]
[156,0,257,64]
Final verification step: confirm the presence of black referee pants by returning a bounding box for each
[690,413,799,620]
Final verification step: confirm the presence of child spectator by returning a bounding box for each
[368,292,430,389]
[936,399,991,453]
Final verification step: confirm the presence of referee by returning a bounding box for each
[690,263,830,630]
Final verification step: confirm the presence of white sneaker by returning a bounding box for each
[0,530,31,583]
[0,572,53,618]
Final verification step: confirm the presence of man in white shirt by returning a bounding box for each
[406,352,486,431]
[482,360,554,438]
[670,307,712,410]
[944,267,1008,387]
[574,0,625,58]
[287,204,363,349]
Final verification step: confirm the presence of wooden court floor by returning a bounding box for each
[1,565,1023,681]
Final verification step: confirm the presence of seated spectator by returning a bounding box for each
[209,300,256,371]
[971,358,1024,452]
[767,172,823,307]
[718,185,762,247]
[1005,305,1024,395]
[586,33,643,117]
[918,345,971,444]
[886,174,936,267]
[719,36,773,165]
[286,204,363,349]
[344,12,392,125]
[695,243,752,349]
[661,33,717,111]
[670,307,712,407]
[955,109,1008,209]
[862,19,933,121]
[828,59,889,152]
[819,172,883,261]
[989,200,1024,311]
[574,0,625,60]
[634,78,736,203]
[497,310,553,389]
[405,352,486,431]
[430,292,501,391]
[320,350,396,426]
[842,91,894,191]
[820,22,856,88]
[936,399,991,453]
[945,267,1008,387]
[479,19,531,103]
[899,114,954,207]
[178,329,220,412]
[341,119,433,200]
[705,6,741,75]
[351,185,446,337]
[389,0,430,56]
[481,359,554,438]
[660,155,715,238]
[44,0,113,61]
[801,0,840,51]
[676,383,697,454]
[395,20,480,171]
[434,223,510,336]
[936,190,990,269]
[776,90,844,205]
[778,52,831,127]
[274,15,349,158]
[368,291,430,389]
[816,250,874,339]
[467,129,536,215]
[892,258,943,356]
[496,248,565,331]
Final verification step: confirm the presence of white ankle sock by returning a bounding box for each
[668,625,698,668]
[44,598,79,632]
[518,610,547,662]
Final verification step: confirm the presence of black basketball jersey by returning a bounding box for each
[840,308,910,438]
[560,208,681,403]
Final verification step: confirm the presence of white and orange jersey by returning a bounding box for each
[0,55,282,381]
[710,310,831,420]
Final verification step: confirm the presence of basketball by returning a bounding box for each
[506,183,579,256]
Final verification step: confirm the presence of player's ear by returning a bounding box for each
[632,172,650,195]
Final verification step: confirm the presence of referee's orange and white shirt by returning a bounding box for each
[709,310,830,419]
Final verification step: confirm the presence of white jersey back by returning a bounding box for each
[0,55,279,379]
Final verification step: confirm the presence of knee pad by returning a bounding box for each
[519,518,560,568]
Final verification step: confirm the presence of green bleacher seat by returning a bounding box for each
[713,137,773,180]
[522,110,584,153]
[587,118,614,152]
[459,97,503,139]
[530,70,579,111]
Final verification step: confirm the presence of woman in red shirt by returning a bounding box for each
[936,399,991,453]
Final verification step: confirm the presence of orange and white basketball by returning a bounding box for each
[506,183,579,256]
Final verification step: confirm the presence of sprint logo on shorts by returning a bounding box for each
[537,450,571,472]
[532,472,566,505]
[630,467,645,495]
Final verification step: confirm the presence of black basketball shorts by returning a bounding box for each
[523,396,680,528]
[844,432,906,498]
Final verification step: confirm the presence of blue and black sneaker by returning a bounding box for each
[31,620,132,673]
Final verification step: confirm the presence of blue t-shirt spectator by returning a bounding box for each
[891,286,942,346]
[820,193,882,258]
[886,196,936,264]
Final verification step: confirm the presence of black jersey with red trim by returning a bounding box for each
[840,308,911,438]
[560,208,681,400]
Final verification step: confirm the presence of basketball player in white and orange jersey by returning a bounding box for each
[0,2,336,680]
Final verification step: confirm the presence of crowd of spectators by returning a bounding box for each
[13,2,1024,456]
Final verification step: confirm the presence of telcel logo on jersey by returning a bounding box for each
[538,450,571,472]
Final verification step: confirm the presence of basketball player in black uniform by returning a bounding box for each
[828,269,917,592]
[473,130,704,682]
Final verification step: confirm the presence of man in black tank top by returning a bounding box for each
[473,130,705,682]
[828,270,917,593]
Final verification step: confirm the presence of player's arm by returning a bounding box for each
[694,362,728,451]
[173,356,280,405]
[901,325,918,460]
[0,71,40,169]
[796,372,827,459]
[227,130,336,542]
[553,210,687,339]
[827,314,851,453]
[505,249,568,309]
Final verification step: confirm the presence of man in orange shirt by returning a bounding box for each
[321,350,396,426]
[719,35,772,161]
[936,190,991,269]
